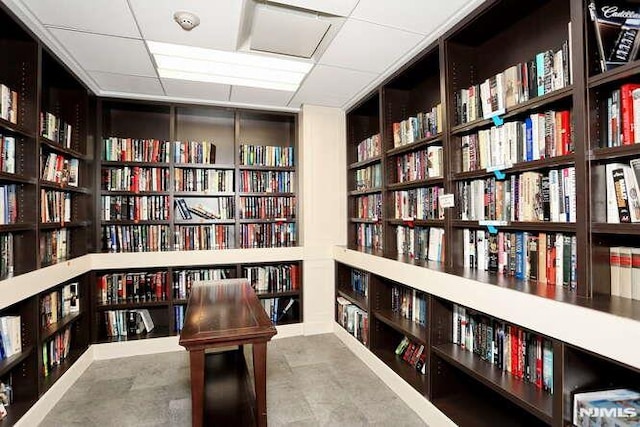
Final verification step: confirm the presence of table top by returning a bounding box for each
[179,279,277,350]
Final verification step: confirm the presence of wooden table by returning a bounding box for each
[179,279,277,427]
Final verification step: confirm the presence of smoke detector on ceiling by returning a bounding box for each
[173,11,200,31]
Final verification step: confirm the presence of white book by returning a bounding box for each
[0,85,9,121]
[633,88,640,143]
[555,234,563,287]
[4,137,14,174]
[619,246,633,299]
[463,229,470,268]
[554,50,564,91]
[606,163,627,223]
[480,79,492,119]
[623,164,640,222]
[610,246,621,297]
[632,248,640,301]
[477,230,486,270]
[0,317,13,357]
[531,114,539,161]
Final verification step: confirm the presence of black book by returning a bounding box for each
[488,234,499,273]
[175,198,192,220]
[541,177,551,221]
[527,59,537,99]
[528,235,539,280]
[588,1,640,72]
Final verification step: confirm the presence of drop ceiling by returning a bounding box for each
[3,0,482,111]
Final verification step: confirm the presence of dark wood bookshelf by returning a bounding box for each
[0,117,35,138]
[433,343,553,424]
[590,223,640,235]
[375,310,427,345]
[39,137,84,159]
[40,347,86,394]
[452,154,576,180]
[175,191,235,197]
[174,163,235,170]
[238,192,295,197]
[39,221,90,230]
[387,177,444,191]
[348,156,382,170]
[590,144,640,162]
[100,220,171,226]
[0,345,33,377]
[175,219,235,225]
[0,171,36,184]
[451,220,576,232]
[0,223,35,232]
[450,87,574,136]
[336,288,367,311]
[238,165,295,171]
[372,347,427,394]
[348,187,382,196]
[95,301,170,311]
[96,326,171,344]
[100,190,170,196]
[349,218,381,224]
[40,312,83,341]
[386,134,443,157]
[588,60,640,89]
[100,160,170,167]
[0,399,38,426]
[238,218,295,224]
[388,218,445,227]
[39,180,90,194]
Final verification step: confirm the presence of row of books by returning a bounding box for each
[240,170,294,193]
[453,305,554,393]
[174,305,185,332]
[40,283,80,328]
[261,297,298,324]
[0,185,17,225]
[589,0,640,72]
[391,285,427,327]
[354,194,382,220]
[238,196,295,219]
[602,84,640,147]
[103,309,154,337]
[41,190,71,223]
[356,133,381,163]
[102,138,170,163]
[336,296,368,345]
[102,167,169,192]
[175,197,234,221]
[175,168,233,193]
[395,336,427,375]
[97,272,167,305]
[395,226,445,263]
[42,326,71,377]
[0,316,21,360]
[354,164,381,191]
[41,153,79,187]
[605,160,640,223]
[175,140,216,164]
[101,195,170,221]
[240,222,296,248]
[173,268,231,300]
[454,39,570,125]
[40,228,70,267]
[40,112,72,148]
[239,144,294,167]
[395,146,443,183]
[392,104,443,147]
[102,225,171,253]
[392,187,444,220]
[460,110,572,173]
[609,247,640,300]
[0,84,18,125]
[175,224,233,250]
[0,136,15,174]
[0,380,13,419]
[573,388,640,426]
[349,269,369,298]
[458,168,577,223]
[463,229,577,287]
[356,223,383,251]
[0,234,14,280]
[245,264,300,294]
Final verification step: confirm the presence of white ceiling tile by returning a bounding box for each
[319,19,423,73]
[162,79,231,101]
[129,0,243,51]
[90,71,164,96]
[351,0,472,35]
[230,86,293,106]
[24,0,140,38]
[267,0,359,17]
[49,29,156,77]
[290,64,376,107]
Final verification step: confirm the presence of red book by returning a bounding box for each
[511,326,517,375]
[560,110,571,155]
[535,336,543,389]
[291,265,300,290]
[621,83,640,145]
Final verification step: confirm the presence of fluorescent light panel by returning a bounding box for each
[147,41,313,92]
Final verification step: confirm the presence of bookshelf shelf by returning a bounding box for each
[387,178,444,191]
[453,154,576,180]
[0,399,38,426]
[174,191,235,197]
[336,288,367,311]
[451,220,576,232]
[175,219,235,225]
[40,347,86,395]
[39,181,90,194]
[386,134,443,157]
[0,223,35,232]
[39,221,90,230]
[95,301,169,311]
[348,156,382,170]
[432,343,553,424]
[0,172,36,184]
[96,326,171,344]
[238,165,295,172]
[349,218,380,224]
[100,190,170,196]
[238,192,295,197]
[39,137,84,159]
[372,347,427,394]
[387,254,446,272]
[348,187,382,196]
[375,310,427,345]
[451,86,574,136]
[101,220,170,226]
[101,160,170,167]
[0,117,35,138]
[0,345,33,377]
[590,144,640,162]
[387,218,444,227]
[174,163,235,170]
[238,219,295,224]
[40,312,83,341]
[588,60,640,89]
[590,223,640,235]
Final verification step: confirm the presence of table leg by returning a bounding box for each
[253,342,268,427]
[189,349,205,427]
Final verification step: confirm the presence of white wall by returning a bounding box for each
[299,104,347,334]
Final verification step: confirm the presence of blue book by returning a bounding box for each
[524,117,533,161]
[515,232,525,279]
[536,52,545,96]
[543,340,553,393]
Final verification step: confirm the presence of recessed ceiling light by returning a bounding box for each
[147,41,313,92]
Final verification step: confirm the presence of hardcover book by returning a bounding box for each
[588,1,640,72]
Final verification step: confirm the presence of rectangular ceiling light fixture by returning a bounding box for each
[147,41,313,92]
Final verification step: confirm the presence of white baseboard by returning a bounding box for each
[92,336,183,360]
[16,346,94,427]
[333,323,456,427]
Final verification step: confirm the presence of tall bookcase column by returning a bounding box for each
[440,37,454,270]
